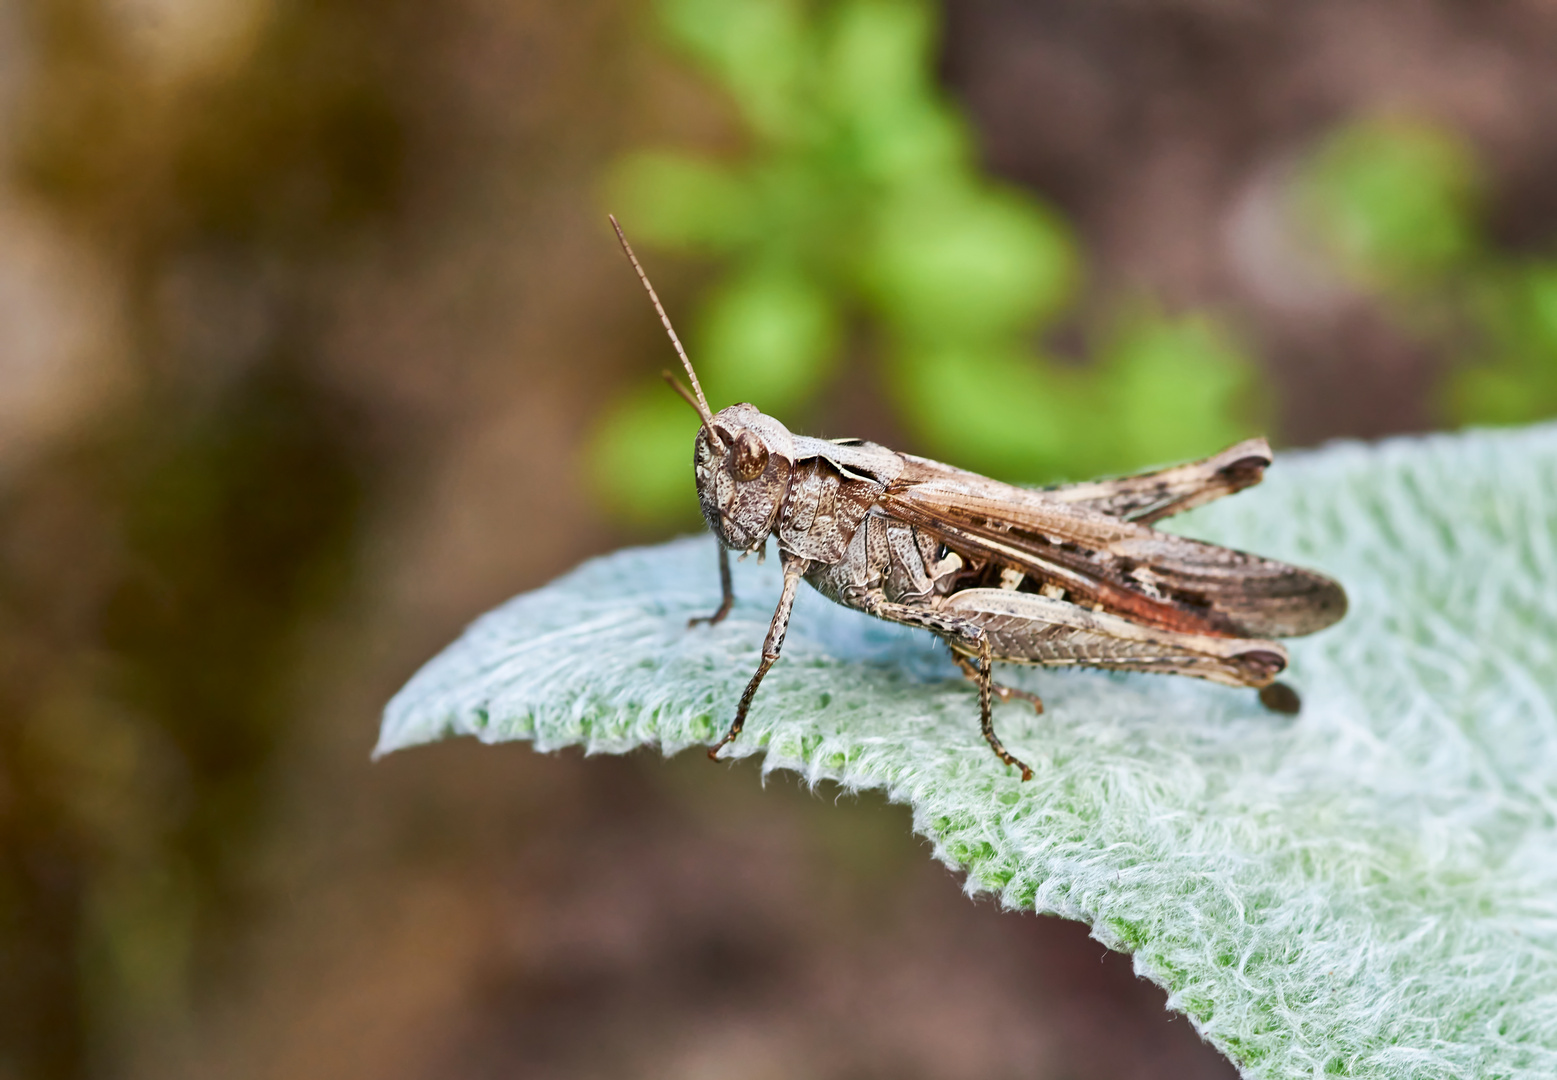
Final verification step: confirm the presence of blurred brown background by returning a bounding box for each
[1,1,1555,1077]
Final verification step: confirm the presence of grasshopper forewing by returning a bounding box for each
[609,216,1347,780]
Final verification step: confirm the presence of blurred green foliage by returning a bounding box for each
[1295,119,1481,293]
[1296,117,1557,426]
[592,0,1261,523]
[1459,266,1557,424]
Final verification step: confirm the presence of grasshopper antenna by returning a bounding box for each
[662,370,705,414]
[608,214,719,434]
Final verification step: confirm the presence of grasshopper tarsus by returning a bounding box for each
[688,544,735,628]
[687,602,732,629]
[708,699,749,760]
[984,725,1035,781]
[1259,681,1302,715]
[707,657,770,760]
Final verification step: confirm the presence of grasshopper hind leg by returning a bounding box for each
[1258,681,1302,714]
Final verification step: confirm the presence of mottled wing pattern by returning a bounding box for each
[1046,438,1273,524]
[881,451,1347,640]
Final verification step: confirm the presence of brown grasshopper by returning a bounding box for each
[609,217,1347,780]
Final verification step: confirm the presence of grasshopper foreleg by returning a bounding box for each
[689,543,734,628]
[709,551,810,759]
[859,595,1034,782]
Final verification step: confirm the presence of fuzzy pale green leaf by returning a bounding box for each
[381,424,1557,1080]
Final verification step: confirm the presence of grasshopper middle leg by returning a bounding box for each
[860,595,1034,782]
[966,633,1033,782]
[951,654,1045,715]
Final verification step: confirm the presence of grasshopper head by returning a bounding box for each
[604,218,795,552]
[695,404,795,552]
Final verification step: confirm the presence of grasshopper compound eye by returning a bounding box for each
[732,429,769,481]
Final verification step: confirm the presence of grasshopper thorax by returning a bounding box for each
[694,403,797,553]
